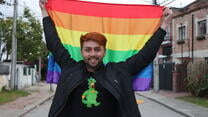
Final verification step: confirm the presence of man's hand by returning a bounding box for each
[39,0,48,17]
[160,7,173,30]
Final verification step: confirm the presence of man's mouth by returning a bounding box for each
[88,58,99,63]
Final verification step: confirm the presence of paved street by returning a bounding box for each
[136,95,184,117]
[22,95,185,117]
[22,98,51,117]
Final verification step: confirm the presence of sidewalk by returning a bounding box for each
[136,90,208,117]
[0,82,55,117]
[1,84,208,117]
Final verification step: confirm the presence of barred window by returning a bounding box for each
[205,57,208,64]
[23,67,27,75]
[198,20,207,36]
[178,26,186,40]
[28,68,31,75]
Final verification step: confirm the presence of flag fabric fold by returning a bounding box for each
[45,0,163,91]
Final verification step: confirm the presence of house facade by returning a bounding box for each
[172,0,208,64]
[157,0,208,92]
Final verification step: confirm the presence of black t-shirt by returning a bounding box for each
[59,70,118,117]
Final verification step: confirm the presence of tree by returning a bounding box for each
[0,7,48,62]
[0,17,13,60]
[0,0,5,4]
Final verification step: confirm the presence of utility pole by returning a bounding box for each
[191,14,194,63]
[38,56,42,82]
[153,0,159,92]
[10,0,18,90]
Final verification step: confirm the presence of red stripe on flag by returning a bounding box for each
[46,0,163,18]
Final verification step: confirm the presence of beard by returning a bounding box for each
[84,57,103,72]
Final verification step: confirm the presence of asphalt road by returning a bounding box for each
[23,95,185,117]
[136,95,185,117]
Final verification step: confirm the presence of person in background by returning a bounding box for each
[39,0,172,117]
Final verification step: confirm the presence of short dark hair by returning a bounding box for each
[80,32,107,49]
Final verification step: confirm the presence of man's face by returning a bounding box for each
[81,40,106,70]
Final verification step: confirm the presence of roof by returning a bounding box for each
[172,0,208,18]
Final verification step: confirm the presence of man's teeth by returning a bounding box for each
[90,58,97,62]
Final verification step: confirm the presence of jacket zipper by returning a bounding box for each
[97,77,124,114]
[54,79,85,117]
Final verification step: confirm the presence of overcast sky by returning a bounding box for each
[81,0,196,6]
[0,0,196,19]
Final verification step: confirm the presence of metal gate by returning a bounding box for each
[159,62,174,90]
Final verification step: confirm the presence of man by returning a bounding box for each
[40,0,172,117]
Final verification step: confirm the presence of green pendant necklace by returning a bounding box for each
[81,77,100,108]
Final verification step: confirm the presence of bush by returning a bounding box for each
[186,59,208,97]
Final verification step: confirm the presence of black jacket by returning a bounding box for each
[43,17,166,117]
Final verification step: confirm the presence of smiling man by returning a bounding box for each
[39,0,172,117]
[80,32,107,72]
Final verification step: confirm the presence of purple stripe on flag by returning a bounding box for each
[133,78,152,91]
[46,70,60,83]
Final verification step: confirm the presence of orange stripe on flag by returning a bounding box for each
[48,10,160,35]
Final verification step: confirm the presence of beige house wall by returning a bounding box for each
[172,2,208,64]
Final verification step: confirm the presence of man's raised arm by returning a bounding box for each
[39,0,77,68]
[124,8,173,75]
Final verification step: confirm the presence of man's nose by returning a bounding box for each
[90,50,96,56]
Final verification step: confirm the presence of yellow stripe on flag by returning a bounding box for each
[56,27,152,51]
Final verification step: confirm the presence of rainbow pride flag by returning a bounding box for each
[45,0,163,91]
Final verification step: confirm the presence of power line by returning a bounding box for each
[161,0,176,6]
[1,11,42,18]
[0,2,42,18]
[1,0,42,17]
[140,0,153,4]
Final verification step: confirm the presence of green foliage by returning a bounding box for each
[176,96,208,108]
[0,7,48,62]
[0,90,30,104]
[186,59,208,97]
[0,17,13,60]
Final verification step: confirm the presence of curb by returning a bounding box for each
[17,93,54,117]
[135,92,193,117]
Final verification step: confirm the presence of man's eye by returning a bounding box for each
[85,48,91,52]
[95,48,101,52]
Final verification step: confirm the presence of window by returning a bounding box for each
[178,25,186,40]
[164,31,170,40]
[197,19,207,36]
[28,68,31,75]
[205,57,208,64]
[23,67,27,75]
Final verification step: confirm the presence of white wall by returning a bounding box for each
[0,62,37,90]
